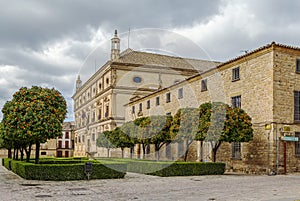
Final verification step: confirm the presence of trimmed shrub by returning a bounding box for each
[8,159,126,180]
[149,162,225,176]
[97,158,225,176]
[3,158,12,170]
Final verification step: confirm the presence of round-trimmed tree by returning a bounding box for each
[198,102,253,162]
[1,86,67,163]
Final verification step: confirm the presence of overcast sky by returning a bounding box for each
[1,0,300,121]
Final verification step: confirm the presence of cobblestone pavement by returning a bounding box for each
[1,160,300,201]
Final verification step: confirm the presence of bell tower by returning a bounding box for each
[76,75,82,91]
[111,30,120,60]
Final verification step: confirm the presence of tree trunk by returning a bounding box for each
[155,145,160,161]
[7,149,12,159]
[200,141,203,162]
[13,148,16,160]
[20,147,24,161]
[142,143,146,159]
[184,149,189,162]
[183,140,193,162]
[121,148,124,158]
[107,148,110,158]
[35,141,40,164]
[130,147,134,159]
[25,143,32,162]
[15,148,19,160]
[212,141,222,162]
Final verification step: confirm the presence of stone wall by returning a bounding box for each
[125,45,300,174]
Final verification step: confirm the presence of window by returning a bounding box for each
[132,106,135,114]
[92,133,95,141]
[201,79,207,91]
[65,132,69,139]
[105,105,109,118]
[139,103,142,111]
[99,83,102,90]
[156,97,160,106]
[65,141,69,149]
[98,108,102,120]
[133,76,142,83]
[166,112,171,116]
[294,91,300,121]
[232,67,240,81]
[82,135,85,143]
[41,151,46,156]
[106,78,109,84]
[231,95,241,108]
[178,88,183,99]
[57,151,62,157]
[166,92,171,103]
[146,100,150,109]
[231,142,241,159]
[295,132,300,155]
[296,59,300,73]
[58,141,62,149]
[92,111,95,122]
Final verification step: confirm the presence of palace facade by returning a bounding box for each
[72,30,219,157]
[126,42,300,174]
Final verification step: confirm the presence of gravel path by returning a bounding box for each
[0,160,300,201]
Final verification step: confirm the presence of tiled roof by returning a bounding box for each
[115,48,221,72]
[62,121,75,130]
[217,42,300,69]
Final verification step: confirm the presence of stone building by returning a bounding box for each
[56,121,75,157]
[39,121,75,157]
[72,30,219,157]
[126,42,300,174]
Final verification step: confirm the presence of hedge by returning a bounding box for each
[7,160,126,180]
[149,162,226,176]
[3,158,12,170]
[97,158,225,176]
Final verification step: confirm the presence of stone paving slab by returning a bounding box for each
[0,160,300,201]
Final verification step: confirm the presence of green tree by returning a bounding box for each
[198,102,253,162]
[108,127,135,158]
[120,121,138,158]
[147,115,173,160]
[96,131,115,157]
[170,108,200,161]
[1,101,26,160]
[133,117,153,159]
[0,121,13,158]
[1,86,67,163]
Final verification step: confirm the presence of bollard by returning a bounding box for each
[84,162,92,180]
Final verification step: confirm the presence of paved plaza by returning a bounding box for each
[0,160,300,201]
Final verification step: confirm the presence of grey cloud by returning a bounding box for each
[1,0,300,120]
[0,0,221,49]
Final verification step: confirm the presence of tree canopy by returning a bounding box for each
[198,102,253,162]
[170,108,200,161]
[1,86,67,163]
[96,131,115,157]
